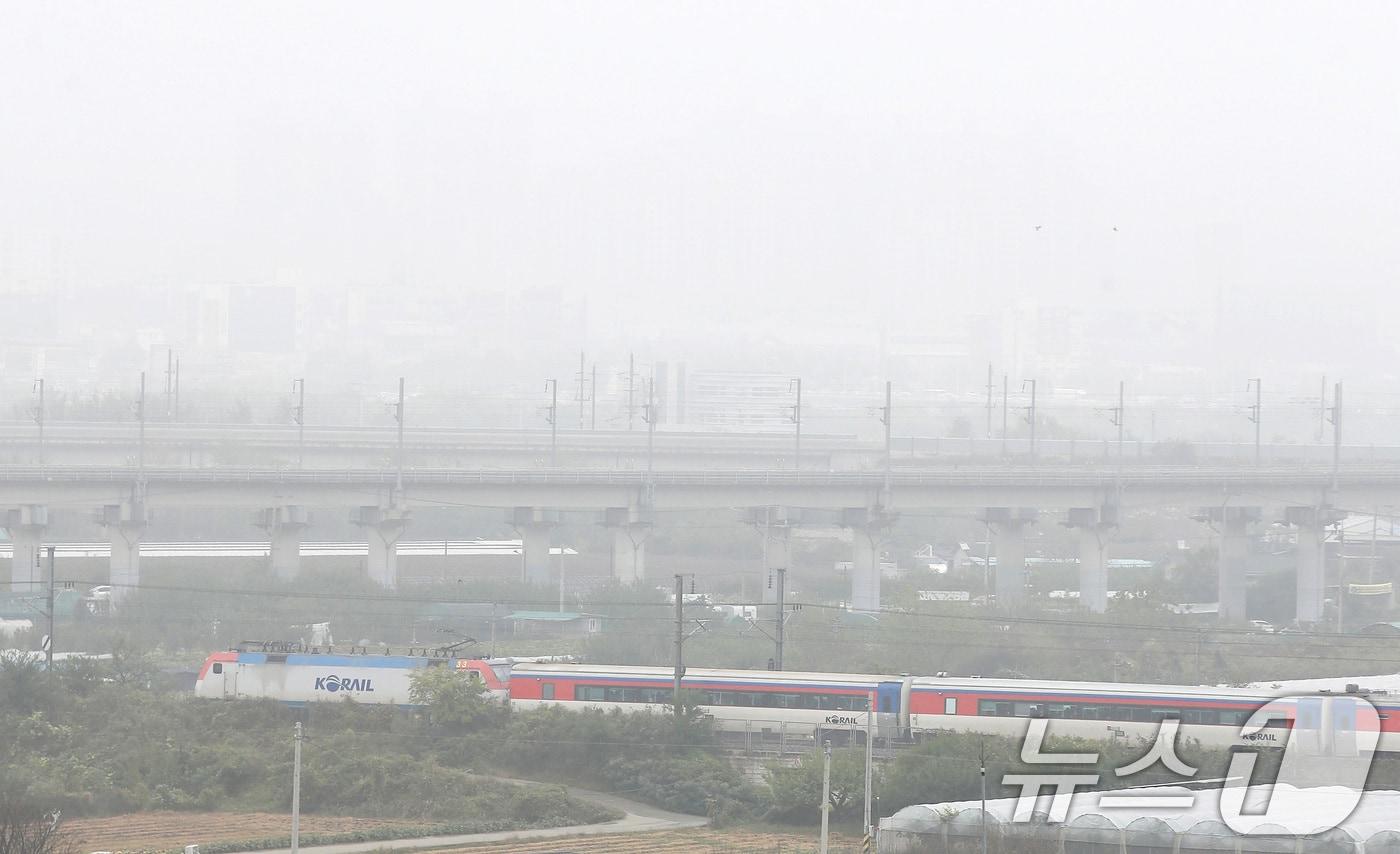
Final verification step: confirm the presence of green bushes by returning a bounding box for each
[0,656,614,827]
[482,703,765,823]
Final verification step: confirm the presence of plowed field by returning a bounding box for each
[440,829,863,853]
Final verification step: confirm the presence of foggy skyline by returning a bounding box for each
[4,2,1400,381]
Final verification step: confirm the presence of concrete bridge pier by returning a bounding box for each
[4,505,48,592]
[1066,505,1117,613]
[1286,506,1342,626]
[745,506,798,610]
[98,501,148,606]
[353,505,410,589]
[512,507,559,585]
[604,506,651,584]
[984,508,1037,608]
[842,506,894,613]
[254,505,310,581]
[1198,506,1259,623]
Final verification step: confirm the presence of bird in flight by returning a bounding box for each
[1034,225,1043,231]
[1112,226,1119,232]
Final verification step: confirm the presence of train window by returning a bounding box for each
[944,697,957,715]
[212,663,223,675]
[541,683,555,700]
[576,686,606,701]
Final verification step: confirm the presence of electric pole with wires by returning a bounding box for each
[291,721,304,853]
[644,377,656,482]
[672,573,707,716]
[1001,374,1009,459]
[32,378,44,467]
[44,546,55,673]
[880,381,892,477]
[1246,377,1262,465]
[291,378,306,469]
[576,351,587,430]
[393,377,405,497]
[789,378,802,470]
[984,363,994,440]
[544,379,558,466]
[1022,379,1037,462]
[628,353,636,431]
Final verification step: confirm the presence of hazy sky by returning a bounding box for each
[4,2,1399,346]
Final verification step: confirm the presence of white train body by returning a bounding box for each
[193,650,509,704]
[508,663,1400,756]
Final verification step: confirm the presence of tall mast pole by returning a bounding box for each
[672,573,684,716]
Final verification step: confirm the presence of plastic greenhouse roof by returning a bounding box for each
[882,784,1400,843]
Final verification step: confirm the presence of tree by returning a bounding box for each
[766,747,868,822]
[408,666,492,730]
[0,654,54,716]
[0,779,72,854]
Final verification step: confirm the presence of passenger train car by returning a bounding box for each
[508,663,1400,755]
[195,651,1400,755]
[193,649,514,704]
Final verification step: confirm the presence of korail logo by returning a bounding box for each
[314,674,374,693]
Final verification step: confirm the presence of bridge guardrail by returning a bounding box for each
[4,464,1400,488]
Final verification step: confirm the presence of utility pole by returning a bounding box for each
[1318,375,1328,442]
[32,378,44,467]
[394,377,405,496]
[863,689,875,844]
[1246,377,1262,465]
[165,348,174,420]
[984,363,994,440]
[819,740,832,854]
[591,364,597,431]
[173,357,179,422]
[645,378,656,479]
[673,573,685,717]
[544,379,558,467]
[627,353,636,431]
[577,351,586,430]
[789,378,802,470]
[137,371,146,477]
[291,721,303,854]
[1336,519,1347,633]
[1116,381,1125,460]
[1001,375,1008,459]
[1022,379,1037,461]
[45,546,55,673]
[1330,381,1343,490]
[880,381,892,476]
[979,740,988,854]
[1100,381,1125,461]
[774,566,786,671]
[291,378,305,469]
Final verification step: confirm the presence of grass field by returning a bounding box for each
[63,812,419,851]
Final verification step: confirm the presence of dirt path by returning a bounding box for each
[223,784,708,854]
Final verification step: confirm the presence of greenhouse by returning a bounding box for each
[878,784,1400,853]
